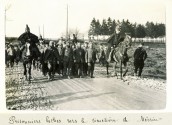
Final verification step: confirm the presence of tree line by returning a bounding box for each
[88,17,165,38]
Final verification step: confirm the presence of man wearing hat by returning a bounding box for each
[44,41,59,80]
[63,42,74,79]
[7,43,15,68]
[57,43,64,76]
[85,42,97,78]
[74,42,85,78]
[98,44,106,66]
[134,43,147,77]
[37,35,45,72]
[14,45,21,65]
[82,41,89,75]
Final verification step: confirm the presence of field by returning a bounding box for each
[94,42,166,79]
[5,41,166,110]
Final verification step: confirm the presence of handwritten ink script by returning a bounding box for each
[8,115,163,125]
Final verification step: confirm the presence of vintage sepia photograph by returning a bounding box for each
[5,0,166,110]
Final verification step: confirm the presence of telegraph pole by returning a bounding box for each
[5,3,12,39]
[66,4,68,41]
[38,26,41,36]
[5,9,6,38]
[42,24,44,39]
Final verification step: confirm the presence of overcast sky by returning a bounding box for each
[5,0,165,38]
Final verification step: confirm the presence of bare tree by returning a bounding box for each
[5,2,12,38]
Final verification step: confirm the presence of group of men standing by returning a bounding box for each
[5,43,21,68]
[37,38,97,80]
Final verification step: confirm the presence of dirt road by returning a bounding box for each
[6,64,166,110]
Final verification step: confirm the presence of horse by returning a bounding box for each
[20,41,40,81]
[106,33,132,80]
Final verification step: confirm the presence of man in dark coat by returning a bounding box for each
[44,41,59,80]
[14,45,21,65]
[98,44,106,66]
[83,41,89,75]
[37,36,45,72]
[134,43,147,77]
[72,34,78,45]
[71,44,77,76]
[74,42,85,78]
[7,44,15,68]
[57,44,64,76]
[63,43,74,79]
[85,42,97,78]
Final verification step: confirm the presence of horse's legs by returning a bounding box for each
[47,62,52,80]
[52,62,56,80]
[123,62,128,77]
[23,62,27,80]
[32,59,36,70]
[120,60,123,80]
[28,62,32,81]
[106,62,109,75]
[112,62,118,78]
[90,62,95,78]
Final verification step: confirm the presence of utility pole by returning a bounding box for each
[66,4,68,41]
[38,26,41,36]
[5,3,12,39]
[42,24,44,39]
[5,9,6,38]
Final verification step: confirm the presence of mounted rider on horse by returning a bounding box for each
[106,23,132,79]
[18,25,40,80]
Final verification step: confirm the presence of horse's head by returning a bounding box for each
[123,33,132,48]
[115,33,132,59]
[25,42,32,56]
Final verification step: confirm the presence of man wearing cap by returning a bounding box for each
[134,43,147,77]
[63,43,74,79]
[72,34,78,45]
[57,44,64,76]
[83,41,89,75]
[14,46,21,65]
[74,42,85,78]
[99,44,106,66]
[37,35,45,72]
[85,42,97,78]
[7,44,15,68]
[44,41,59,80]
[114,24,125,46]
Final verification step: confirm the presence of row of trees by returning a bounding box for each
[88,17,165,38]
